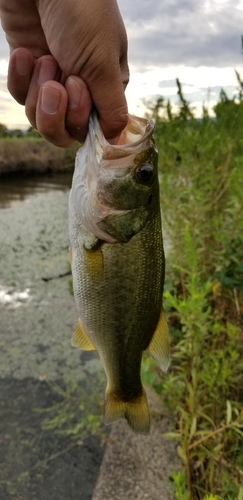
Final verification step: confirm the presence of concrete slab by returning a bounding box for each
[92,387,181,500]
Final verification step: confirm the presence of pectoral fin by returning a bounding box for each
[84,245,104,282]
[147,308,170,372]
[71,318,95,351]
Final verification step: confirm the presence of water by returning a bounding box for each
[0,172,73,208]
[0,171,101,380]
[0,171,105,499]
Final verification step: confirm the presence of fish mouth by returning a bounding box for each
[91,113,155,160]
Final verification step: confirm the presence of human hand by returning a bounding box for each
[0,0,129,147]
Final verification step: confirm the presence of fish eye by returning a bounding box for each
[136,163,154,183]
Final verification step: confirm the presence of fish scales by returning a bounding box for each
[69,113,170,434]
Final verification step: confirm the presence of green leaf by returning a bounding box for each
[226,400,232,425]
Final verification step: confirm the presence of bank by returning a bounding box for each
[0,138,78,175]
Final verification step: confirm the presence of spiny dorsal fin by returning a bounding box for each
[147,308,170,372]
[71,318,95,351]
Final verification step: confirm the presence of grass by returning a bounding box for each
[142,73,243,499]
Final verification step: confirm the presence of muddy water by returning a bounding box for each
[0,172,73,209]
[0,173,105,500]
[0,172,101,380]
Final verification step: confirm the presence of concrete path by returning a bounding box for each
[92,388,180,500]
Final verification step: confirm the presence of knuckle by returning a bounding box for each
[103,105,128,139]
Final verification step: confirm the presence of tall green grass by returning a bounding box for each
[143,74,243,499]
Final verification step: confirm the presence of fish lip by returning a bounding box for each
[91,113,155,160]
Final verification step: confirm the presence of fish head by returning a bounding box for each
[97,144,158,210]
[96,143,159,243]
[70,114,160,243]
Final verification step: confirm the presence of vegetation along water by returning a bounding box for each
[0,73,242,499]
[142,73,243,499]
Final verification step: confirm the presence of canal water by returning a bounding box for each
[0,172,102,379]
[0,172,104,500]
[0,172,73,209]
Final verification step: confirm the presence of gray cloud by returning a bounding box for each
[158,80,179,88]
[144,84,238,109]
[0,1,242,68]
[118,0,243,68]
[0,30,9,58]
[0,0,241,128]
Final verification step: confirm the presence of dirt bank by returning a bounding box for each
[0,139,78,174]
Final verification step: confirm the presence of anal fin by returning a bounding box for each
[147,308,170,372]
[71,318,95,351]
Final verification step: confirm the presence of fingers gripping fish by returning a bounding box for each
[69,114,170,434]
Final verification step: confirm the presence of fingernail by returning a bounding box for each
[38,59,58,85]
[66,77,82,109]
[15,53,29,76]
[40,86,60,115]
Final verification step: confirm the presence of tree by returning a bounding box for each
[8,129,24,138]
[26,126,41,138]
[0,123,9,137]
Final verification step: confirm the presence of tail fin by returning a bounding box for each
[104,388,150,435]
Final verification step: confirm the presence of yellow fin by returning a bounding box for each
[104,388,150,435]
[147,308,170,372]
[71,318,95,351]
[84,245,104,282]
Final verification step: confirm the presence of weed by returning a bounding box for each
[38,375,107,443]
[145,76,243,499]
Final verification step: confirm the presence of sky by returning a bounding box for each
[0,0,243,129]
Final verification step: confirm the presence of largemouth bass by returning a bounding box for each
[69,114,169,434]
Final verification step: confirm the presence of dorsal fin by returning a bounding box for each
[71,318,95,351]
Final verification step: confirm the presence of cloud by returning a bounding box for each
[118,0,243,68]
[0,0,242,126]
[158,80,181,88]
[0,31,9,59]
